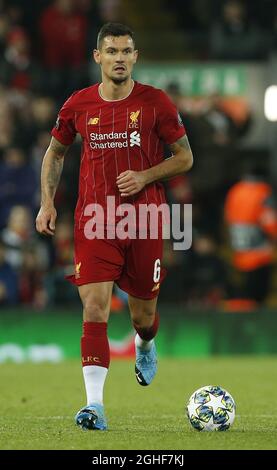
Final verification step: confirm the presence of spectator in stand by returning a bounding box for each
[0,91,15,155]
[1,205,34,269]
[0,240,18,306]
[2,1,24,30]
[1,206,50,307]
[0,26,44,93]
[11,95,55,155]
[224,164,277,306]
[210,0,269,60]
[19,245,48,310]
[165,82,193,206]
[53,216,74,268]
[0,147,37,228]
[39,0,89,101]
[6,0,50,45]
[73,0,102,84]
[31,131,51,205]
[77,0,102,46]
[22,96,56,153]
[1,205,49,267]
[98,0,125,23]
[158,239,186,304]
[165,82,195,143]
[0,11,10,57]
[31,96,57,133]
[185,231,228,308]
[188,92,240,239]
[45,216,78,305]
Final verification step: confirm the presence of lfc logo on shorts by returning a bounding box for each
[129,110,140,128]
[75,262,81,279]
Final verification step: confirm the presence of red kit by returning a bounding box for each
[52,81,185,299]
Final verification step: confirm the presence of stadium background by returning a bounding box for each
[1,0,277,360]
[0,0,277,452]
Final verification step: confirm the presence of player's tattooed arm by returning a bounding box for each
[117,135,193,197]
[48,136,69,159]
[41,137,68,204]
[36,137,69,236]
[142,134,193,185]
[168,135,193,164]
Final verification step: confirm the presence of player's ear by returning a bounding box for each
[93,49,101,65]
[133,49,138,64]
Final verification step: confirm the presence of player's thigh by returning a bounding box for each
[78,281,114,322]
[73,229,124,285]
[118,236,165,300]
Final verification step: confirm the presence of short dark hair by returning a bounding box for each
[97,23,135,49]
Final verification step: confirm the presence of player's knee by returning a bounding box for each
[83,300,107,322]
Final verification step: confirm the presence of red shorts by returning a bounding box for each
[67,227,166,300]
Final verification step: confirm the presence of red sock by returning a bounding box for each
[133,312,160,341]
[81,321,110,368]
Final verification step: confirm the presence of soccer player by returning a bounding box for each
[36,23,193,430]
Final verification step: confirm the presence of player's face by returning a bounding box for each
[94,35,138,84]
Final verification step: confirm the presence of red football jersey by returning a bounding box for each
[51,81,186,228]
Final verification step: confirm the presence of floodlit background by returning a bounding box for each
[1,0,277,362]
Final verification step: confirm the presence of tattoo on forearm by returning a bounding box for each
[168,135,191,155]
[49,137,69,157]
[41,138,67,203]
[45,157,63,199]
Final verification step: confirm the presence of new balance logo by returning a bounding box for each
[151,283,160,292]
[88,117,99,125]
[130,131,141,147]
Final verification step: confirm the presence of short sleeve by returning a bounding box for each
[156,90,186,144]
[51,93,77,146]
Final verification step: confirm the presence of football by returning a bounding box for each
[187,385,236,431]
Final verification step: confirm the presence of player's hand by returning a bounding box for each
[36,205,57,236]
[116,170,147,197]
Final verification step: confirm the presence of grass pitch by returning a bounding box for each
[1,357,277,450]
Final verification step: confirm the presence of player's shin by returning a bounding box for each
[133,312,159,385]
[133,312,160,351]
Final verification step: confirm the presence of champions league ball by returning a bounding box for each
[187,385,236,431]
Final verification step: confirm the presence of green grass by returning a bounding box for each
[1,357,277,450]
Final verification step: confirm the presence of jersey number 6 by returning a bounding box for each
[153,259,161,283]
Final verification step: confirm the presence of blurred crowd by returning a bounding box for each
[166,0,277,60]
[164,74,277,311]
[0,0,277,311]
[0,0,128,309]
